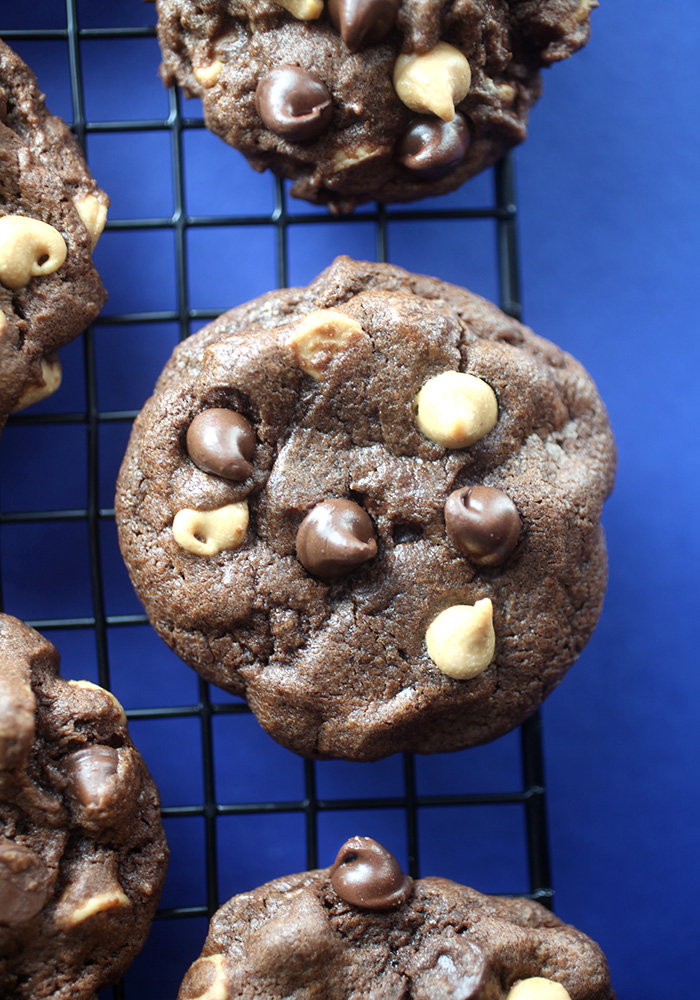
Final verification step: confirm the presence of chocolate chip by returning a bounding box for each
[0,839,52,926]
[255,66,332,142]
[396,113,470,179]
[63,746,119,808]
[186,408,255,480]
[444,485,520,566]
[328,0,399,52]
[330,836,413,909]
[296,499,377,578]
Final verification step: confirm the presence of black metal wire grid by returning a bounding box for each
[0,3,552,997]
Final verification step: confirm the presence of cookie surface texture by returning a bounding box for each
[0,39,108,431]
[115,257,616,761]
[0,614,168,1000]
[176,835,616,1000]
[155,0,596,210]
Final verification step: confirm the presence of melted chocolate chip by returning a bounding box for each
[330,836,413,909]
[444,485,520,566]
[255,66,333,142]
[63,746,119,807]
[186,408,255,480]
[0,839,52,926]
[296,499,377,578]
[396,114,470,179]
[328,0,399,52]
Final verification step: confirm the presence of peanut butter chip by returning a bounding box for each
[64,887,130,926]
[72,194,107,249]
[393,43,472,121]
[287,309,365,379]
[179,955,229,1000]
[507,979,572,1000]
[11,354,62,413]
[54,855,131,929]
[272,0,324,18]
[67,680,128,727]
[425,599,495,679]
[0,215,67,290]
[414,371,498,448]
[173,502,249,556]
[332,144,382,173]
[194,60,223,88]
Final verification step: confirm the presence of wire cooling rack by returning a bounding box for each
[0,3,552,997]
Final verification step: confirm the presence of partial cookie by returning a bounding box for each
[0,614,168,1000]
[0,39,108,431]
[155,0,596,210]
[177,835,616,1000]
[115,256,616,761]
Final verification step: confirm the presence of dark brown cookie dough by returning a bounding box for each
[155,0,596,210]
[0,39,108,432]
[0,614,168,1000]
[115,256,616,761]
[177,835,616,1000]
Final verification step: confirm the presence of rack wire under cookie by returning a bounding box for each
[0,3,553,997]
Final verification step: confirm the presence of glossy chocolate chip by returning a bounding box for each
[63,746,119,807]
[255,66,333,142]
[0,839,52,926]
[328,0,399,52]
[186,408,255,481]
[444,485,520,566]
[396,113,470,179]
[330,836,413,909]
[296,499,377,578]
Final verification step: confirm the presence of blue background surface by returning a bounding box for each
[0,1,698,998]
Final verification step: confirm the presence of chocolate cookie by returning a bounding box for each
[177,835,616,1000]
[0,39,108,431]
[115,256,616,761]
[0,614,168,1000]
[155,0,596,210]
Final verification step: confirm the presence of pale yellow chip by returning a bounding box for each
[194,60,223,88]
[415,371,498,448]
[394,42,471,121]
[425,599,495,679]
[11,355,63,413]
[67,680,128,726]
[63,888,131,927]
[0,215,67,290]
[173,502,249,556]
[287,309,365,380]
[179,955,229,1000]
[73,193,108,249]
[272,0,323,19]
[507,978,572,1000]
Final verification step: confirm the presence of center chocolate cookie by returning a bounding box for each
[0,614,168,1000]
[155,0,596,210]
[115,256,616,761]
[176,836,616,1000]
